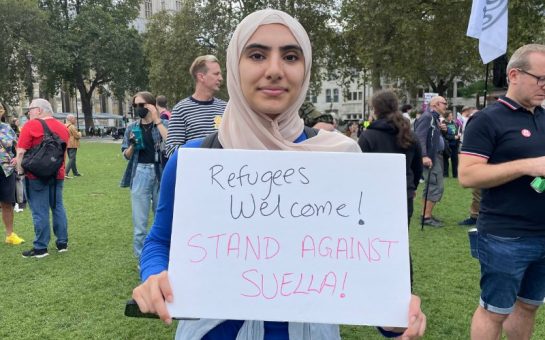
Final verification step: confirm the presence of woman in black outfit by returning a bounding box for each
[358,90,423,221]
[358,90,423,284]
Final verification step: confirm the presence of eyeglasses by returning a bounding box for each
[516,68,545,86]
[132,103,146,108]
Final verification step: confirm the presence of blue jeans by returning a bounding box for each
[26,179,68,250]
[131,164,159,258]
[477,232,545,314]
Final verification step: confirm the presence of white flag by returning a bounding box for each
[467,0,508,64]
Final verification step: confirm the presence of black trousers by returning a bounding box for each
[65,148,79,176]
[443,143,459,178]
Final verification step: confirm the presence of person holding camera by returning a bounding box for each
[120,91,168,260]
[0,103,25,245]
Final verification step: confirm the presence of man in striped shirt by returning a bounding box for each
[165,55,227,158]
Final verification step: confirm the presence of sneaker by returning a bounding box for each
[22,248,49,258]
[421,215,443,223]
[65,175,73,179]
[422,217,444,228]
[74,173,83,177]
[458,217,477,226]
[14,203,23,213]
[431,216,443,223]
[57,243,68,253]
[5,232,25,245]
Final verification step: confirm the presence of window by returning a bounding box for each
[161,0,166,10]
[144,0,152,18]
[312,95,317,103]
[358,92,362,100]
[333,89,339,102]
[176,1,182,11]
[326,89,332,103]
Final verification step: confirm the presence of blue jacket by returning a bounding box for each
[120,118,168,188]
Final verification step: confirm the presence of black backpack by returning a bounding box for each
[22,119,67,181]
[201,126,319,149]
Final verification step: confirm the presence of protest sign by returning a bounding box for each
[167,149,411,327]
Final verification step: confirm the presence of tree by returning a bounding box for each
[144,1,209,105]
[143,0,339,104]
[37,0,147,129]
[0,0,48,106]
[341,0,483,97]
[340,0,545,99]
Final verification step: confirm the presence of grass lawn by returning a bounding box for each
[1,140,543,339]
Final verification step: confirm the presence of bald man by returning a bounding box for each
[414,96,448,227]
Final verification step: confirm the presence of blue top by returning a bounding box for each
[140,131,308,340]
[139,131,397,339]
[461,96,545,236]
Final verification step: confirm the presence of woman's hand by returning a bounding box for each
[383,294,426,339]
[146,104,160,124]
[132,270,174,325]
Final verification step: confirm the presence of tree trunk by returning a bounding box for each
[76,83,94,131]
[436,79,449,97]
[371,63,382,91]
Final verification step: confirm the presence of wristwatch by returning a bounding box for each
[154,121,163,127]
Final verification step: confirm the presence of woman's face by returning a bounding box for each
[239,24,305,119]
[133,95,151,118]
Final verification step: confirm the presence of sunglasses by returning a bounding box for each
[132,103,146,108]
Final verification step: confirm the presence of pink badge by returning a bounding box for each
[521,129,532,137]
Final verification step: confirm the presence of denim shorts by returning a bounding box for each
[477,232,545,314]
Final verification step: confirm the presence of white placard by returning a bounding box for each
[167,149,411,327]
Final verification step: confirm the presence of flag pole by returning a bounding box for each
[483,63,489,108]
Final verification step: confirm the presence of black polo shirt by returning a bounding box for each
[461,96,545,237]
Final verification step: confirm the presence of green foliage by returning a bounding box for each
[1,142,544,339]
[37,0,146,128]
[340,0,482,95]
[508,0,545,52]
[457,80,490,99]
[144,2,208,105]
[0,0,48,106]
[143,0,339,104]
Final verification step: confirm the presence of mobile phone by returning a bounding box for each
[468,228,478,259]
[124,299,160,319]
[124,299,199,320]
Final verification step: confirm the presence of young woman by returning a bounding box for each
[120,91,168,259]
[359,90,423,223]
[132,10,425,340]
[358,90,423,287]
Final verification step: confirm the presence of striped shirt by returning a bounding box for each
[165,96,226,157]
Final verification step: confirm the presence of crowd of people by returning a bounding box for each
[2,8,544,340]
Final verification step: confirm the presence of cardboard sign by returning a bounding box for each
[167,149,411,327]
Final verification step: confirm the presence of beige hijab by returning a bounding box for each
[218,9,360,153]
